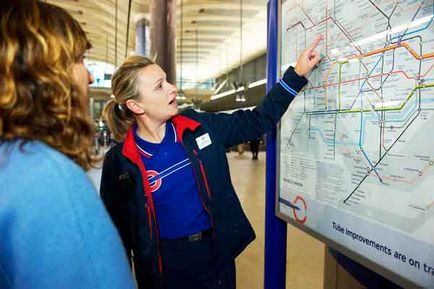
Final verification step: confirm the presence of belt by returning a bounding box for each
[165,229,213,242]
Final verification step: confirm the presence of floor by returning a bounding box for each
[228,151,325,289]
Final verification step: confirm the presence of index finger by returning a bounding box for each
[306,35,323,53]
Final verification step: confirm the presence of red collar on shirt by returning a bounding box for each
[121,114,201,168]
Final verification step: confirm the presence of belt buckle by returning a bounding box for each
[188,232,202,241]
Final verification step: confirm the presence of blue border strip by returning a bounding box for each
[278,79,298,96]
[264,1,287,289]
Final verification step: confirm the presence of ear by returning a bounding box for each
[125,99,145,115]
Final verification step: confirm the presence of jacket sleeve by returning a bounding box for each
[199,66,308,147]
[100,148,134,267]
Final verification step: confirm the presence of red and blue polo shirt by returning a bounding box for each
[133,122,211,239]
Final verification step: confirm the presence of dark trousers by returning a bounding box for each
[250,139,260,159]
[160,238,235,289]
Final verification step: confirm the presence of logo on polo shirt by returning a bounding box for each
[146,159,191,193]
[147,170,162,192]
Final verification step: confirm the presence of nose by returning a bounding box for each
[87,70,95,85]
[169,82,177,93]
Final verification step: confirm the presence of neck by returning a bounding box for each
[136,117,167,144]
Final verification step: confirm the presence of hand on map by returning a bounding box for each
[294,35,324,77]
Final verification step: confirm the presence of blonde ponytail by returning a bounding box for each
[102,99,133,142]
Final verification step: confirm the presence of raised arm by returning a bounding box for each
[195,35,324,147]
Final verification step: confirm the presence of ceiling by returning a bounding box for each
[47,0,267,84]
[176,0,267,81]
[47,0,148,66]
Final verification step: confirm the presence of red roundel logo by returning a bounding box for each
[147,170,161,192]
[292,195,307,224]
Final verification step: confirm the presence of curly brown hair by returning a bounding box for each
[0,0,96,169]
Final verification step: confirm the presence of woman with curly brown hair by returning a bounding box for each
[0,1,135,288]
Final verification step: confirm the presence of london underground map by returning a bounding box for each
[277,0,434,286]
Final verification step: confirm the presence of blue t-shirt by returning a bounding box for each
[134,122,211,239]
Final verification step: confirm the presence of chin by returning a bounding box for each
[165,110,177,120]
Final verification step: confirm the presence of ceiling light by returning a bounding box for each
[248,78,266,88]
[210,89,236,100]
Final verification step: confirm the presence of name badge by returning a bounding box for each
[196,133,212,150]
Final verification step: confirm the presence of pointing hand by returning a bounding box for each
[294,35,324,77]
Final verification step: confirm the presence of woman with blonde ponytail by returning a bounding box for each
[0,1,135,288]
[101,37,323,289]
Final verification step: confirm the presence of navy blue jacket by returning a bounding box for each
[100,67,307,289]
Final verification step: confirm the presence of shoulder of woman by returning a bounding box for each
[0,140,96,200]
[102,142,124,162]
